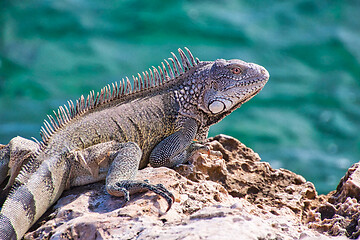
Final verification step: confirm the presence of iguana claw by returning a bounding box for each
[113,181,174,212]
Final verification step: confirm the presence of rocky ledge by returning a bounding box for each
[23,135,359,239]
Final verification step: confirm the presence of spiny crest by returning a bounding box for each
[35,47,200,150]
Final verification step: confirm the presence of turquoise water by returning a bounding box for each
[1,0,360,194]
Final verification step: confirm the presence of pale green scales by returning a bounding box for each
[0,48,269,239]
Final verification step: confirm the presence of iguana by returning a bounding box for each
[0,48,269,239]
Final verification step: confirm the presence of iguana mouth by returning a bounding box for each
[240,88,263,105]
[223,78,267,91]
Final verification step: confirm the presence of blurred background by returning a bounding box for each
[1,0,359,194]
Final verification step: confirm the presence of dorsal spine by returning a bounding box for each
[35,47,199,151]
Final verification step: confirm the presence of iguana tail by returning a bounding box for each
[0,152,70,240]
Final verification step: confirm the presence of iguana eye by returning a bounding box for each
[231,67,242,74]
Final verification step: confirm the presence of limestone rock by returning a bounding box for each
[332,162,360,203]
[22,135,354,239]
[176,134,317,219]
[307,163,360,239]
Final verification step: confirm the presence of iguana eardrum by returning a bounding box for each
[0,48,269,239]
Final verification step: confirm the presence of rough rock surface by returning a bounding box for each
[307,163,360,238]
[16,135,358,239]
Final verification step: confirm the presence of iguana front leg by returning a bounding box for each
[149,118,198,168]
[149,119,222,169]
[74,141,174,211]
[105,142,174,211]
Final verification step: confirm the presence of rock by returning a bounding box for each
[22,135,354,239]
[176,134,318,219]
[331,162,360,203]
[307,163,360,239]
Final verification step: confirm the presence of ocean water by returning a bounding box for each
[1,0,360,194]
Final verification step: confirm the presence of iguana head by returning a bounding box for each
[198,58,269,116]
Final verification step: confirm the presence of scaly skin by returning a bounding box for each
[0,48,269,239]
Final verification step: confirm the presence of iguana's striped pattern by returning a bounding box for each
[0,48,269,239]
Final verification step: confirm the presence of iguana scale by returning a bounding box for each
[0,48,269,239]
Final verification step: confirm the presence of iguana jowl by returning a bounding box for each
[0,48,269,239]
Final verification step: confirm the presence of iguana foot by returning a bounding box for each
[108,180,174,212]
[188,142,223,158]
[0,136,39,188]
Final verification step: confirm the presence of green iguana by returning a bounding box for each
[0,48,269,239]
